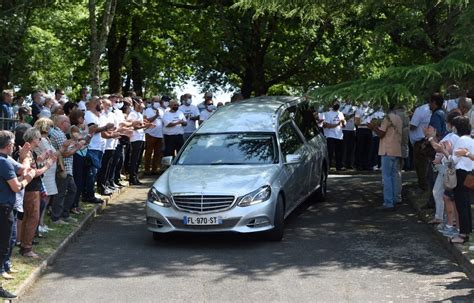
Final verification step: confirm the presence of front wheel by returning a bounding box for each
[264,195,285,241]
[314,169,327,202]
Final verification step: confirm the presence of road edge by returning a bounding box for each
[405,184,474,281]
[13,187,129,299]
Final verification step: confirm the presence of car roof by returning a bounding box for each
[196,96,302,133]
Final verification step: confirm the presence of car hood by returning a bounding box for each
[159,165,279,196]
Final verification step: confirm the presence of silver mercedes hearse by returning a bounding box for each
[146,96,328,241]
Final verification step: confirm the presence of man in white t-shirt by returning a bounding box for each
[179,93,200,141]
[77,87,89,111]
[127,99,148,185]
[199,96,216,125]
[83,98,115,203]
[323,102,345,171]
[96,99,121,195]
[341,101,357,169]
[143,96,164,175]
[355,101,374,170]
[108,94,133,187]
[409,101,431,190]
[163,99,187,157]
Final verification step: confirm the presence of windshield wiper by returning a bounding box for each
[210,162,240,165]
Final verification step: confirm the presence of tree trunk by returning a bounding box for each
[89,0,118,96]
[107,22,128,94]
[130,15,143,96]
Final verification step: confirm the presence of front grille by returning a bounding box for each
[172,195,235,213]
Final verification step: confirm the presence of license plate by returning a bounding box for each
[183,215,223,225]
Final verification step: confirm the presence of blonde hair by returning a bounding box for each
[34,118,54,135]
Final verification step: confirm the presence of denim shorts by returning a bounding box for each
[444,189,455,200]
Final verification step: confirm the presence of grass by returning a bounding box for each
[3,203,97,292]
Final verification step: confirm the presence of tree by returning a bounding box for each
[89,0,118,95]
[236,0,474,103]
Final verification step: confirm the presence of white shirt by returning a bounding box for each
[144,107,164,138]
[323,110,344,140]
[179,104,200,133]
[199,108,214,122]
[163,110,186,135]
[84,111,106,151]
[77,100,87,111]
[341,104,357,131]
[355,106,374,128]
[452,135,474,171]
[102,111,117,150]
[370,109,385,137]
[444,99,458,112]
[128,110,145,142]
[409,103,431,144]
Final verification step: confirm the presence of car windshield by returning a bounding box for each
[176,133,278,165]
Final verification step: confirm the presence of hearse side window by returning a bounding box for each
[293,102,319,141]
[278,122,304,156]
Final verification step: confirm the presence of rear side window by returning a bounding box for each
[293,102,319,141]
[278,122,304,155]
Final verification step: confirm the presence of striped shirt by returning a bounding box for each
[50,127,73,175]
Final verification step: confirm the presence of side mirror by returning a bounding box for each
[161,156,173,167]
[285,154,301,164]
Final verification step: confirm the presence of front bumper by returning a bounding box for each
[146,198,276,234]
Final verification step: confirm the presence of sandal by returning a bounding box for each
[450,235,469,244]
[21,251,40,259]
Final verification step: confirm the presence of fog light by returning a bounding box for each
[247,216,270,228]
[147,217,163,227]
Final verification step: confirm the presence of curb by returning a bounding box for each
[12,186,129,300]
[405,184,474,281]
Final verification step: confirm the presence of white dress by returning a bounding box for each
[36,137,58,196]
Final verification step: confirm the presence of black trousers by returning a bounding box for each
[0,204,14,274]
[356,128,372,170]
[129,141,144,181]
[343,130,356,168]
[326,137,344,170]
[110,143,124,184]
[164,135,184,157]
[454,169,472,235]
[97,149,114,190]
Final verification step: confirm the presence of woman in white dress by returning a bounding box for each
[33,118,58,233]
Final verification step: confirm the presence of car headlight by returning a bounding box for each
[238,186,271,207]
[147,187,171,207]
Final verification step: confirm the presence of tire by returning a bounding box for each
[314,169,327,202]
[265,194,285,241]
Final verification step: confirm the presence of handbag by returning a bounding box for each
[444,159,457,190]
[463,172,474,190]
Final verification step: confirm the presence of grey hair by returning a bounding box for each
[23,127,41,143]
[0,130,15,149]
[459,97,473,111]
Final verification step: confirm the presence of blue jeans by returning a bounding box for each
[84,149,103,200]
[381,155,400,208]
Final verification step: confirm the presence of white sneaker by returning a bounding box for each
[38,225,49,233]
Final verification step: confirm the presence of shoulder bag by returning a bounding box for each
[444,159,457,190]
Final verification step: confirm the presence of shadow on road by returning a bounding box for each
[46,174,474,301]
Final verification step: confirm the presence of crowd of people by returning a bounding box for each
[319,89,474,245]
[0,88,240,299]
[1,85,473,299]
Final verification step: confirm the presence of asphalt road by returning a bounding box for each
[21,173,474,302]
